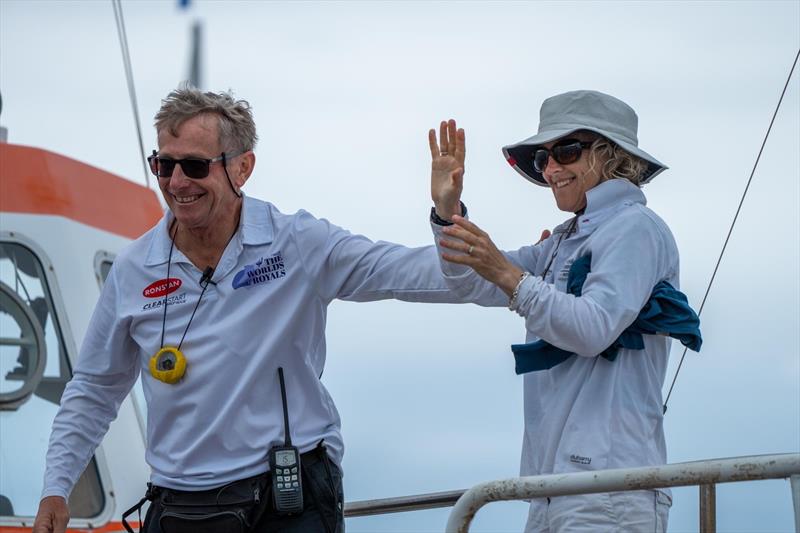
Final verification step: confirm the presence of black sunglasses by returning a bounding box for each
[147,150,241,179]
[533,139,594,173]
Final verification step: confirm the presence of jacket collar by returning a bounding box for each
[549,179,645,236]
[144,193,274,267]
[575,179,646,233]
[585,178,645,213]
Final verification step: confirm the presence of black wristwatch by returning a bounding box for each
[430,202,467,226]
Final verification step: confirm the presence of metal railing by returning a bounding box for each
[346,489,465,517]
[343,453,800,532]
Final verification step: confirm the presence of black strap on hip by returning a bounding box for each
[122,483,159,533]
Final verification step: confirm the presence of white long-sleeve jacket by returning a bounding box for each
[43,195,459,499]
[432,179,679,485]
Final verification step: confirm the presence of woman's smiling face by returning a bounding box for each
[540,132,607,213]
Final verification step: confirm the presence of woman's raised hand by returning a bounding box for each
[429,119,465,221]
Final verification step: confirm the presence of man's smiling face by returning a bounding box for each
[156,113,238,231]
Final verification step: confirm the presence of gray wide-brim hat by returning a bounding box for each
[502,90,667,187]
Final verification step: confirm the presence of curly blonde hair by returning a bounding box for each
[585,134,648,185]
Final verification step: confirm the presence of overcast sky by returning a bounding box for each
[1,1,799,531]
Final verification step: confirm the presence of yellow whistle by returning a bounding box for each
[149,346,187,384]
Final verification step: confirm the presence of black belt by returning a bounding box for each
[122,445,330,532]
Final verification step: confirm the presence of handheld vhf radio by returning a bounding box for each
[268,367,303,514]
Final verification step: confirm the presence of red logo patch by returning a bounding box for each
[143,278,182,298]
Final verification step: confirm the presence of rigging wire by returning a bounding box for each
[663,48,800,414]
[112,0,151,189]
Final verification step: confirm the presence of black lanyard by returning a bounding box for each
[159,228,214,351]
[540,215,579,282]
[158,221,238,350]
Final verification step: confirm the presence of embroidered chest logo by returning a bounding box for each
[143,278,182,298]
[232,252,286,289]
[558,259,574,282]
[569,454,592,465]
[142,293,187,311]
[141,278,187,311]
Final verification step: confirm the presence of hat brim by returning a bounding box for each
[502,126,667,187]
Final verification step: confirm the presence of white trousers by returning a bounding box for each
[524,490,671,533]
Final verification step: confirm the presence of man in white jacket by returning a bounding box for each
[33,85,459,533]
[428,90,679,532]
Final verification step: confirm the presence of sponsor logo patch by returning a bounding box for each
[232,252,286,289]
[143,278,182,298]
[569,454,591,465]
[142,292,188,311]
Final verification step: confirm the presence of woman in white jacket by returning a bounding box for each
[428,90,694,532]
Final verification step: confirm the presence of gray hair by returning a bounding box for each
[587,135,648,186]
[154,84,258,153]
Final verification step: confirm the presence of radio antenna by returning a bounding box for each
[278,367,292,446]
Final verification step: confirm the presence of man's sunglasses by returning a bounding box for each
[147,150,241,179]
[533,139,594,173]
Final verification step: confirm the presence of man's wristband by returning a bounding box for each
[430,202,467,226]
[509,271,531,310]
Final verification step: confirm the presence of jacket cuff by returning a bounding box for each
[430,202,467,226]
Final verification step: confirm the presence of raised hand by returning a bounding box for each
[439,215,524,297]
[429,119,465,221]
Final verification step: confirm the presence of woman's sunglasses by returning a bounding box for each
[147,150,240,179]
[533,139,594,173]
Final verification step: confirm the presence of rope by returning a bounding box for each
[112,0,150,189]
[663,48,800,414]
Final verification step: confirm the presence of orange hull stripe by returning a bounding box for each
[0,143,162,239]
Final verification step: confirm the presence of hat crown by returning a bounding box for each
[539,90,639,146]
[502,89,666,187]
